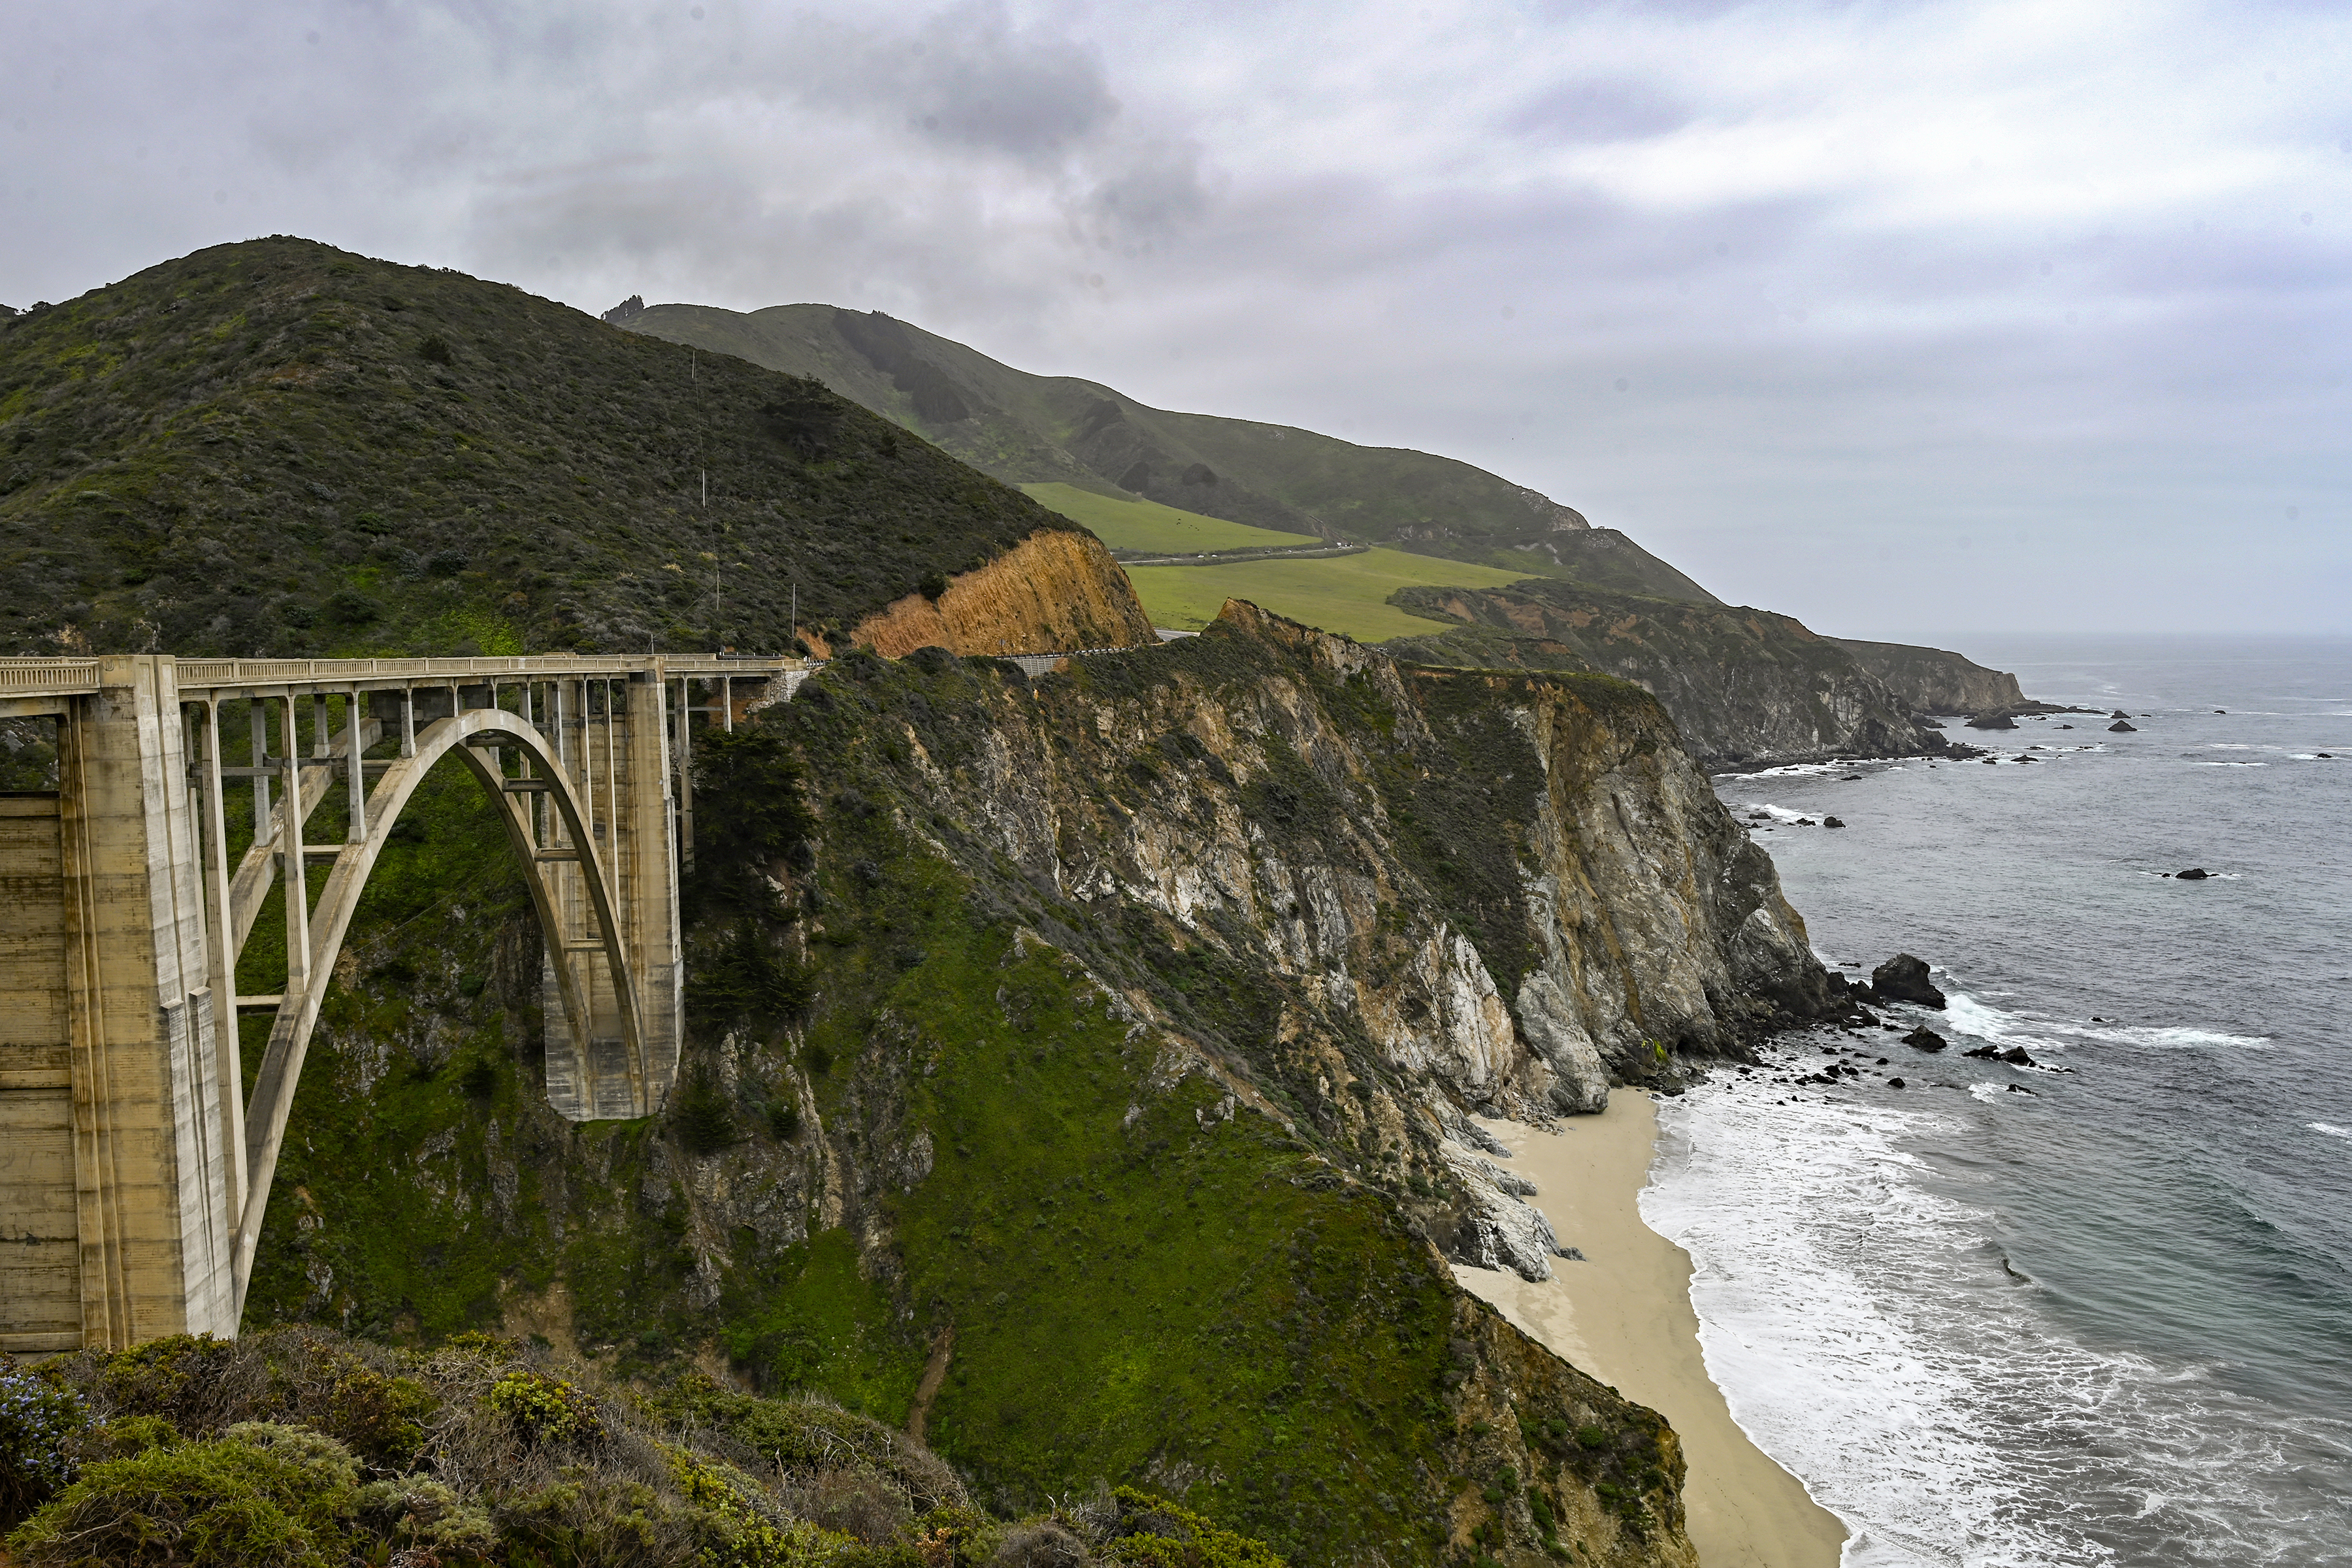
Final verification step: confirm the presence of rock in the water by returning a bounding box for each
[2214,709,2226,714]
[1963,1045,1999,1059]
[1823,815,1846,828]
[1872,953,1947,1009]
[2111,709,2131,719]
[1967,712,2019,730]
[2006,1083,2034,1094]
[1997,1045,2036,1066]
[1888,1077,1907,1088]
[2108,720,2136,732]
[2176,867,2210,880]
[2059,724,2074,729]
[1903,1025,1948,1052]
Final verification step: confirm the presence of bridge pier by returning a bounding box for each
[1,651,806,1348]
[1,656,237,1352]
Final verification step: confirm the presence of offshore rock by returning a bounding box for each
[1872,953,1947,1009]
[1902,1025,1948,1051]
[2176,867,2210,880]
[1965,712,2019,730]
[2110,720,2137,732]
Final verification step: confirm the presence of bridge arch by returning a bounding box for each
[231,706,644,1313]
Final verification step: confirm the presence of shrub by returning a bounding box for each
[0,1360,88,1527]
[672,1073,742,1156]
[485,1369,606,1446]
[355,1473,497,1561]
[5,1422,361,1568]
[1100,1487,1286,1568]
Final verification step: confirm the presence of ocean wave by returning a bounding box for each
[1931,988,2271,1053]
[2312,1122,2352,1142]
[1648,1081,2352,1565]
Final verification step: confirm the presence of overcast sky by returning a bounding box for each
[5,1,2345,638]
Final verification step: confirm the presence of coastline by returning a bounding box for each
[1452,1094,1846,1568]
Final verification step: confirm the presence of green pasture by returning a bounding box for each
[1020,482,1320,555]
[1124,547,1538,643]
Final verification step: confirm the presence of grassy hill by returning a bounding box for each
[623,302,1637,574]
[0,240,1087,657]
[1128,547,1539,642]
[1017,482,1320,555]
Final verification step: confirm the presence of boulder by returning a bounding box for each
[2176,867,2210,880]
[1996,1045,2036,1066]
[2111,709,2131,719]
[1871,953,1947,1009]
[1888,1077,1907,1088]
[1902,1025,1948,1052]
[2108,720,2136,732]
[1966,713,2019,730]
[1823,816,1846,828]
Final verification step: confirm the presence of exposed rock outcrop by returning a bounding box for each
[847,527,1157,657]
[1828,637,2027,714]
[1385,580,1953,769]
[1870,953,1947,1009]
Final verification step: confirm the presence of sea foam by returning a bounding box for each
[1648,1068,2352,1565]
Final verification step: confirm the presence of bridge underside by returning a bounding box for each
[0,652,802,1350]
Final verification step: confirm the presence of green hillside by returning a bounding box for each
[0,240,1083,657]
[623,302,1622,563]
[1019,482,1319,555]
[1128,547,1537,642]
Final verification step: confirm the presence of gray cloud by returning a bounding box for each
[1,0,2344,634]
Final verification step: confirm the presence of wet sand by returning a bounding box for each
[1450,1094,1847,1568]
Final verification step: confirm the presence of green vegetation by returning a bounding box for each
[1124,547,1536,642]
[1019,483,1319,555]
[2,1327,1275,1567]
[0,238,1083,656]
[623,303,1600,559]
[201,612,1691,1566]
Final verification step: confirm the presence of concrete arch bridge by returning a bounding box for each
[0,653,809,1351]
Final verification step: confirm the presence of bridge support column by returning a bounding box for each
[540,672,681,1120]
[0,657,235,1350]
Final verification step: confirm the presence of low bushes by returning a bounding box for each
[1,1330,1284,1568]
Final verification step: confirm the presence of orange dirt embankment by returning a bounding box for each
[848,528,1158,658]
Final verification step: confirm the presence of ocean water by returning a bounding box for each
[1648,636,2352,1566]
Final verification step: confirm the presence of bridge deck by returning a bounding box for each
[0,653,809,708]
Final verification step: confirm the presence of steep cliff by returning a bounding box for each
[845,528,1157,657]
[1827,637,2027,715]
[243,602,1835,1567]
[1385,580,1953,769]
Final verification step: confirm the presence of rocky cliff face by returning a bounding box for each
[845,527,1158,657]
[1827,637,2026,715]
[1386,580,1955,770]
[247,602,1835,1568]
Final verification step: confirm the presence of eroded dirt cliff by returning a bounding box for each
[845,527,1158,657]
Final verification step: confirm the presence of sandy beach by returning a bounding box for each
[1451,1094,1847,1568]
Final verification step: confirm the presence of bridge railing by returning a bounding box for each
[0,653,810,702]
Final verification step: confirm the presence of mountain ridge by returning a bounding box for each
[620,302,1682,584]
